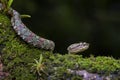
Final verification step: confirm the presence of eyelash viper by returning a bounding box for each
[0,3,89,53]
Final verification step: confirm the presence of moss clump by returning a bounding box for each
[0,14,11,26]
[0,13,41,80]
[0,13,120,80]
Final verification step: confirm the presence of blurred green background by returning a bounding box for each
[12,0,120,58]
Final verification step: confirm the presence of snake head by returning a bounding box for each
[67,42,89,54]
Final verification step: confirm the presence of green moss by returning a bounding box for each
[0,14,11,26]
[0,13,120,80]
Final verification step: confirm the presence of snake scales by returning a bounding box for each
[0,2,89,53]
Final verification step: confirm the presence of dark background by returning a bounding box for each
[12,0,120,58]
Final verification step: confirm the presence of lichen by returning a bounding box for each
[0,13,120,80]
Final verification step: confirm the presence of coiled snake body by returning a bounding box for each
[0,3,89,53]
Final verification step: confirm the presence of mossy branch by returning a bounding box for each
[0,6,120,80]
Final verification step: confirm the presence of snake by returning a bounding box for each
[0,2,89,54]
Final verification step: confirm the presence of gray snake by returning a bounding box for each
[0,2,89,54]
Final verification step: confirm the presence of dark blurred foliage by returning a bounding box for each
[12,0,120,58]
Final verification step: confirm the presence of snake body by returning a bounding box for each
[0,3,89,53]
[10,9,55,51]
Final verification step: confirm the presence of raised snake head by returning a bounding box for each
[67,42,89,54]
